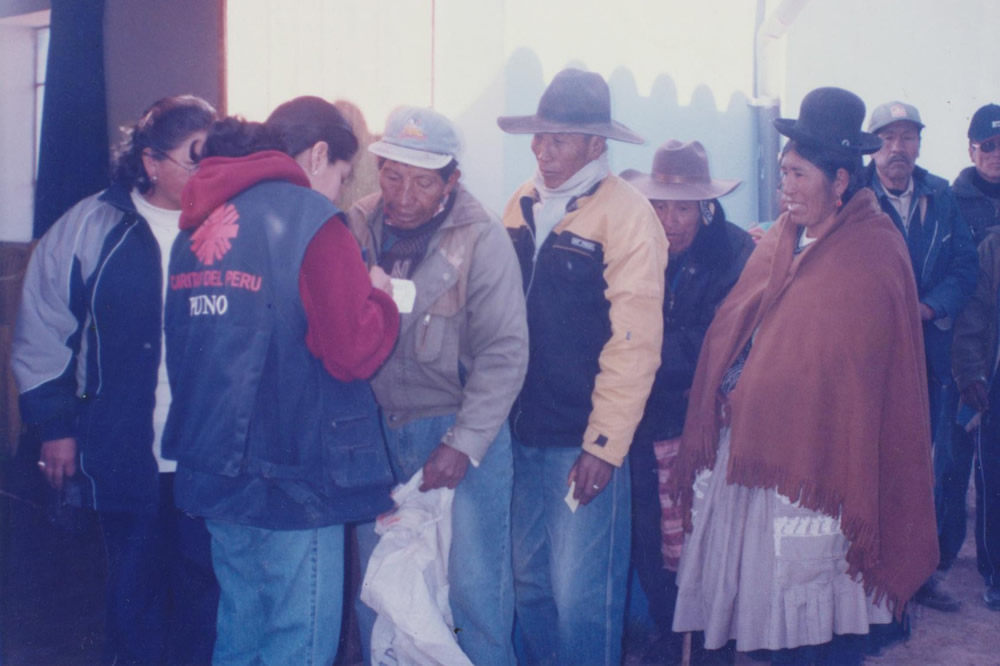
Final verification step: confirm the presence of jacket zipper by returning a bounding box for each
[513,224,538,437]
[90,224,137,395]
[419,313,431,348]
[523,224,539,300]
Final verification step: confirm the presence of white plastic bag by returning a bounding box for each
[360,470,473,666]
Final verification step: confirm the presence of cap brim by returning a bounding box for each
[868,118,924,135]
[496,115,644,144]
[620,169,741,201]
[368,140,454,169]
[774,118,883,155]
[971,130,1000,142]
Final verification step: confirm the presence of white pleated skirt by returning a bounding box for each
[672,427,892,652]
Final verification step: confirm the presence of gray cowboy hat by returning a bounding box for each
[621,140,740,201]
[496,68,643,144]
[774,87,882,155]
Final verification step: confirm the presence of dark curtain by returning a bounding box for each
[33,0,109,239]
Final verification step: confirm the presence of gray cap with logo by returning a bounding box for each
[369,106,460,170]
[868,101,924,134]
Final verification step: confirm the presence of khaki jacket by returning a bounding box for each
[348,186,528,461]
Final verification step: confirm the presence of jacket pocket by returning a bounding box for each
[538,234,607,308]
[323,406,394,491]
[415,288,461,363]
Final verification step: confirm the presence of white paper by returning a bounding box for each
[564,481,580,513]
[390,278,416,314]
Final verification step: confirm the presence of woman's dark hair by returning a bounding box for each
[265,96,359,163]
[688,199,733,266]
[111,95,216,193]
[200,117,285,159]
[781,139,865,203]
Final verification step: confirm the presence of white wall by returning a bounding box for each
[227,0,762,222]
[0,14,46,242]
[495,0,760,222]
[783,0,1000,185]
[6,0,1000,242]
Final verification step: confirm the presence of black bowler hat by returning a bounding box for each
[496,68,643,144]
[774,87,883,155]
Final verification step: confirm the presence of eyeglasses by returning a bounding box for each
[156,150,199,173]
[973,138,1000,154]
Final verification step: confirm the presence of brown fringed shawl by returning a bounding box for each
[673,189,938,618]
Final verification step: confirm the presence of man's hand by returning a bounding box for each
[919,302,936,321]
[567,451,614,506]
[39,437,77,491]
[962,380,990,413]
[420,443,470,491]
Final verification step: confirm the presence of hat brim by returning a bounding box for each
[368,140,454,169]
[620,169,741,201]
[774,118,883,155]
[496,115,644,144]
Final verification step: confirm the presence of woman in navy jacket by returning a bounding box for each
[13,95,219,665]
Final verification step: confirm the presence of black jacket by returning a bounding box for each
[13,185,163,514]
[634,202,754,442]
[953,166,1000,245]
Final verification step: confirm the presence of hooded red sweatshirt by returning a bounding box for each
[180,151,399,381]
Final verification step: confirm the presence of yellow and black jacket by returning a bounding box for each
[503,175,668,466]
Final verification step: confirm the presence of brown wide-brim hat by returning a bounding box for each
[497,68,643,144]
[621,140,740,201]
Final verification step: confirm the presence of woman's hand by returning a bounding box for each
[39,437,77,491]
[369,266,393,296]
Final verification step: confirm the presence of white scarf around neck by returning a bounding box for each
[530,152,610,256]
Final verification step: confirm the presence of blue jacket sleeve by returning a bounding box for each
[921,190,978,321]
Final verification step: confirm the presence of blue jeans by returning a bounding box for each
[511,440,631,666]
[206,520,344,666]
[357,413,515,665]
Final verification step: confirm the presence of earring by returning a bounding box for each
[835,197,843,208]
[151,174,158,183]
[311,167,320,176]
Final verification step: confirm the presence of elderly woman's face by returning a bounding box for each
[779,148,840,228]
[652,200,701,257]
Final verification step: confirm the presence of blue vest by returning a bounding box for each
[163,180,393,528]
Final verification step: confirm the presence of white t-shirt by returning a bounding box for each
[882,178,915,231]
[131,191,180,473]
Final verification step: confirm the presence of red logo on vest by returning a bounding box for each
[190,203,239,266]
